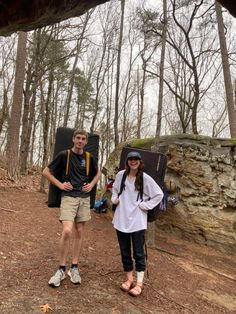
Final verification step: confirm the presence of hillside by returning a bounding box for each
[0,171,236,313]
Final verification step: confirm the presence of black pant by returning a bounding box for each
[116,229,146,272]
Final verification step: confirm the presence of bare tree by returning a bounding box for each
[20,29,42,173]
[0,89,8,134]
[39,64,55,192]
[135,8,161,138]
[147,0,223,135]
[155,0,168,145]
[0,37,16,137]
[6,31,27,179]
[215,1,236,137]
[114,0,125,146]
[121,17,140,142]
[63,11,93,127]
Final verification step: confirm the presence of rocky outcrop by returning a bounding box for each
[218,0,236,17]
[0,0,108,36]
[0,1,235,36]
[103,135,236,253]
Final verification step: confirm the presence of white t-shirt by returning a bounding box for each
[111,170,164,233]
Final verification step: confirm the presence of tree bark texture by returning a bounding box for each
[215,1,236,137]
[6,31,27,179]
[114,0,125,146]
[155,0,167,147]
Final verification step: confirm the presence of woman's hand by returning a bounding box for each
[113,197,120,205]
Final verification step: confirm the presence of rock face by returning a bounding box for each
[103,135,236,253]
[0,0,108,36]
[0,1,235,36]
[218,0,236,17]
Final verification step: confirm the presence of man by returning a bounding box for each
[43,129,101,287]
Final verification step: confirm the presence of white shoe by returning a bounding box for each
[48,269,65,287]
[68,267,81,284]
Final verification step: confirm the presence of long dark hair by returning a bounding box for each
[125,159,144,191]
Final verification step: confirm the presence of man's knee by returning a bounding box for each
[75,222,85,237]
[61,226,73,239]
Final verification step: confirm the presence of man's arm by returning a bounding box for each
[42,166,73,191]
[90,170,102,187]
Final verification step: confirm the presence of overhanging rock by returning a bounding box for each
[0,0,109,36]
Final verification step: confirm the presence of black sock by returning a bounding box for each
[59,265,66,272]
[71,264,78,269]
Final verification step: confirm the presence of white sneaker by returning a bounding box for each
[68,267,81,284]
[48,269,65,287]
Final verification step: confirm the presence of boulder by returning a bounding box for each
[103,135,236,253]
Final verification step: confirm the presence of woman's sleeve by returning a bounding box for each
[138,174,164,211]
[111,171,122,204]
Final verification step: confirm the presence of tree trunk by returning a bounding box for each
[6,31,27,179]
[40,68,54,192]
[90,36,107,133]
[215,1,236,137]
[136,65,140,135]
[105,45,114,159]
[149,0,168,248]
[20,29,41,173]
[137,62,146,139]
[114,0,125,146]
[155,0,167,148]
[122,25,138,142]
[0,88,9,134]
[63,12,92,128]
[63,43,79,127]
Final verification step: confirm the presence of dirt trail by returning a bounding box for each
[0,187,236,314]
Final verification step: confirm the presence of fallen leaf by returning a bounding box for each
[40,304,53,313]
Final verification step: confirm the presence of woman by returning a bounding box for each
[111,151,163,296]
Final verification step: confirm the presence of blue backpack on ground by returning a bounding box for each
[94,197,107,213]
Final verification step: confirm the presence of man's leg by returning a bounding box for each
[67,222,85,284]
[48,196,78,287]
[72,222,85,265]
[67,197,90,284]
[48,221,74,287]
[59,220,74,265]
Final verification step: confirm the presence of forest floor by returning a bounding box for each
[0,168,236,314]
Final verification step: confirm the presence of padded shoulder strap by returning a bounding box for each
[66,149,70,176]
[140,171,144,200]
[85,151,90,177]
[137,171,144,201]
[118,171,127,197]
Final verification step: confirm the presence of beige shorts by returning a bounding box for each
[60,196,91,222]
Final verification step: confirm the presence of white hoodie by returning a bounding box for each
[111,170,164,233]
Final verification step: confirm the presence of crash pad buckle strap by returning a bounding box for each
[136,171,144,201]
